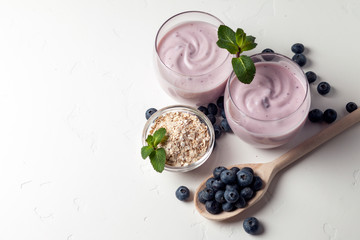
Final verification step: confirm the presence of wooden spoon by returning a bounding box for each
[195,108,360,221]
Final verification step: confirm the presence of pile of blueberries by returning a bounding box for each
[197,166,263,215]
[264,43,358,124]
[197,96,232,143]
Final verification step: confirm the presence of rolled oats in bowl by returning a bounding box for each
[142,105,215,172]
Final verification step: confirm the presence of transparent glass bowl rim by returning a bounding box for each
[154,10,231,78]
[227,52,310,123]
[142,105,215,172]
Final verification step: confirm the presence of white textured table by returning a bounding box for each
[1,0,360,239]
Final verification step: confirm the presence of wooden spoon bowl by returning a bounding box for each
[195,108,360,221]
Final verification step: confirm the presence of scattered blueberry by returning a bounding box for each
[252,176,263,191]
[291,43,304,54]
[208,103,218,115]
[220,119,231,132]
[308,109,323,123]
[207,114,216,125]
[214,190,226,203]
[224,189,240,203]
[240,187,254,200]
[323,109,337,123]
[243,217,260,235]
[217,96,224,109]
[237,169,254,187]
[262,48,274,53]
[292,53,307,67]
[175,186,190,201]
[206,177,215,189]
[222,202,235,212]
[198,106,208,115]
[214,124,222,139]
[212,179,226,191]
[213,166,227,179]
[205,200,222,214]
[221,109,226,118]
[305,71,317,83]
[145,108,157,120]
[234,196,246,208]
[317,82,331,95]
[202,188,215,201]
[346,102,358,113]
[220,169,237,184]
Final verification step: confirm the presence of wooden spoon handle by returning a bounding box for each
[271,108,360,174]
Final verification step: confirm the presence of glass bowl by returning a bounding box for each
[142,105,215,172]
[154,11,233,106]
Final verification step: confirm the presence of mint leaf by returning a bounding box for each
[146,135,154,147]
[149,148,166,173]
[141,146,154,159]
[153,128,166,147]
[235,28,246,51]
[241,36,257,51]
[232,55,256,84]
[216,25,238,54]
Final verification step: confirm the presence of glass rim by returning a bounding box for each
[142,104,215,172]
[227,52,310,123]
[154,10,231,78]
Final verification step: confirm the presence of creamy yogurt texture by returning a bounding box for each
[232,62,306,121]
[158,21,227,76]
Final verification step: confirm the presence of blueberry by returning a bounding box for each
[291,43,305,54]
[243,217,260,235]
[197,106,208,115]
[240,187,254,200]
[230,166,240,175]
[215,190,226,204]
[206,177,215,189]
[220,169,237,184]
[220,119,232,132]
[221,109,226,118]
[198,190,207,204]
[214,124,222,139]
[242,167,254,175]
[292,53,307,67]
[305,71,317,83]
[237,169,254,187]
[217,96,224,109]
[308,109,323,123]
[207,103,218,115]
[226,184,240,192]
[262,48,274,53]
[212,179,226,191]
[222,202,235,212]
[323,109,337,123]
[346,102,358,113]
[202,188,215,201]
[251,176,263,191]
[317,82,331,95]
[207,114,216,125]
[175,186,190,201]
[205,200,222,214]
[145,108,157,120]
[224,189,240,203]
[213,166,227,179]
[234,196,246,208]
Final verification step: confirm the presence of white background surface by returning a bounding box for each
[1,0,360,239]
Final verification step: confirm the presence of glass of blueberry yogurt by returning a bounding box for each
[154,11,233,106]
[142,105,215,172]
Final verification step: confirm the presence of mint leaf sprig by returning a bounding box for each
[216,25,257,84]
[141,128,167,173]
